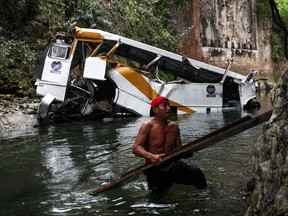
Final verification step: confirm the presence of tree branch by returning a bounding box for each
[269,0,288,59]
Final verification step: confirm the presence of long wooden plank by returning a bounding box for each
[88,110,272,196]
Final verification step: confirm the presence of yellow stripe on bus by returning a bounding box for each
[116,66,196,114]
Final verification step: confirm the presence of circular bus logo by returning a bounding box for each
[51,61,62,71]
[206,85,216,94]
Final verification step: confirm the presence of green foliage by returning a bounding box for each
[257,0,288,61]
[275,0,288,26]
[38,0,67,32]
[66,0,191,52]
[18,80,36,97]
[272,0,288,60]
[178,26,196,40]
[67,0,112,30]
[0,0,39,33]
[271,32,284,61]
[0,38,39,96]
[256,0,272,17]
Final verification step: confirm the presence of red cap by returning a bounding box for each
[149,96,170,117]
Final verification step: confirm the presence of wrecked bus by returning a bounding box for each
[33,27,260,121]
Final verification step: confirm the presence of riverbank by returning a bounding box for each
[0,95,40,132]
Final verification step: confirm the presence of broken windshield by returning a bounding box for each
[49,44,70,59]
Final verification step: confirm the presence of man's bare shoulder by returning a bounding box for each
[139,119,153,131]
[142,119,154,126]
[167,120,179,127]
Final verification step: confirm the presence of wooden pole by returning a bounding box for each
[88,110,272,196]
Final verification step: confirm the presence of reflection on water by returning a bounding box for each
[0,92,272,215]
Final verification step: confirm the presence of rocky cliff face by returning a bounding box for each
[177,0,272,78]
[244,69,288,215]
[174,1,288,214]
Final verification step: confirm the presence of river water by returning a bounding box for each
[0,92,272,216]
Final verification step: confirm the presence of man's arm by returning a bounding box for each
[174,123,182,149]
[174,122,193,158]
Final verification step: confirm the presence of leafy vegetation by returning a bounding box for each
[257,0,288,61]
[273,0,288,59]
[0,38,43,97]
[275,0,288,24]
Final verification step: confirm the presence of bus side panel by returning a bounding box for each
[155,83,223,108]
[36,55,73,101]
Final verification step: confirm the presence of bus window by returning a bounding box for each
[49,44,71,59]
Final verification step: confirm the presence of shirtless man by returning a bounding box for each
[132,96,207,194]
